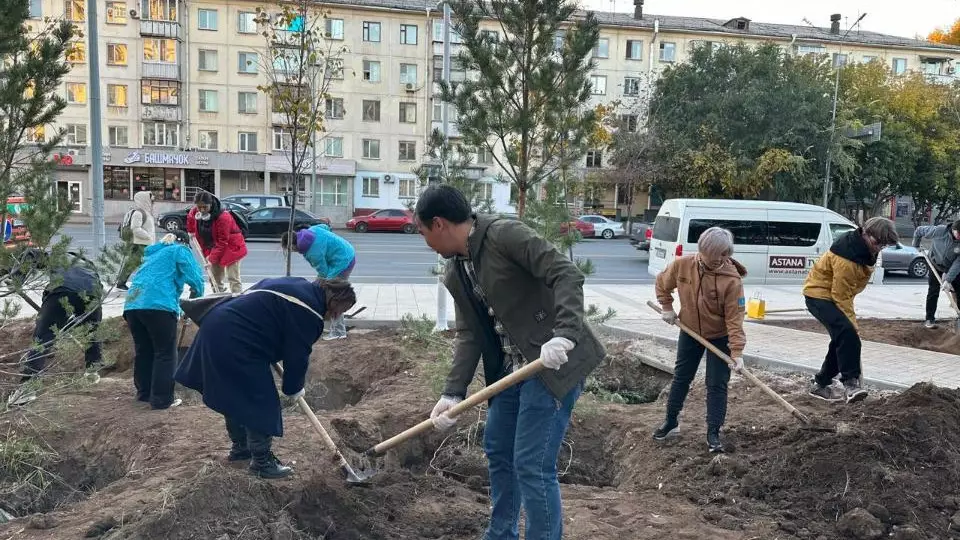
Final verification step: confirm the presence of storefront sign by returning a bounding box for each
[122,151,207,166]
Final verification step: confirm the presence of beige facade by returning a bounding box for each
[31,0,960,221]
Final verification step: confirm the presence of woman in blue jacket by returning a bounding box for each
[124,231,204,410]
[281,224,356,340]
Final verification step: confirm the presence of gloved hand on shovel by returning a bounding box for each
[942,281,954,294]
[661,310,678,325]
[540,337,574,370]
[430,395,462,431]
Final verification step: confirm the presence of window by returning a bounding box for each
[107,84,128,107]
[143,38,176,62]
[399,102,417,123]
[66,42,86,63]
[862,55,877,63]
[553,31,565,51]
[659,42,676,62]
[323,97,345,119]
[141,0,176,21]
[590,75,606,95]
[198,8,217,30]
[29,0,41,18]
[362,60,381,82]
[198,89,218,112]
[198,49,217,71]
[65,0,84,21]
[398,178,417,198]
[829,223,856,239]
[400,63,417,85]
[626,39,642,60]
[652,215,680,241]
[142,122,179,146]
[104,166,131,199]
[363,21,381,42]
[132,167,179,201]
[362,176,379,197]
[108,126,128,146]
[66,82,87,104]
[593,38,609,58]
[768,222,822,247]
[325,18,343,40]
[796,45,826,56]
[432,19,463,43]
[362,139,380,159]
[399,141,416,161]
[65,124,87,145]
[107,43,128,65]
[433,54,466,82]
[26,126,45,143]
[106,1,126,23]
[237,11,256,33]
[480,29,499,42]
[477,182,493,201]
[272,127,291,151]
[892,58,907,75]
[239,175,251,191]
[620,114,638,133]
[623,77,640,96]
[433,102,441,121]
[686,219,767,245]
[198,130,218,150]
[585,150,602,168]
[318,177,347,206]
[238,52,257,73]
[141,79,179,105]
[362,99,380,121]
[238,131,258,152]
[324,136,343,157]
[833,53,848,67]
[400,24,418,44]
[477,147,493,164]
[238,91,257,113]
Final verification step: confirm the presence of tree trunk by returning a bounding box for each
[516,183,527,218]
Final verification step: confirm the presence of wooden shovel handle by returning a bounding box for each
[368,359,547,456]
[646,301,810,425]
[921,252,960,314]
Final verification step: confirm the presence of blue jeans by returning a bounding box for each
[483,376,582,540]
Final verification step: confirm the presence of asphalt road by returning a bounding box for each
[58,224,655,284]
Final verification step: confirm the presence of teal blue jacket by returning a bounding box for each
[296,224,356,279]
[125,242,205,314]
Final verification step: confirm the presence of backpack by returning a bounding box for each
[118,208,144,242]
[227,209,249,238]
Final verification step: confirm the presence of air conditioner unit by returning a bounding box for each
[404,83,416,92]
[948,66,957,75]
[66,149,79,156]
[383,174,394,183]
[128,9,139,18]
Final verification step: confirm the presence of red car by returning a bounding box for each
[346,209,417,234]
[559,219,595,237]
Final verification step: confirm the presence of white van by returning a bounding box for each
[647,199,860,284]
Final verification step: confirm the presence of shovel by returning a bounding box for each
[646,301,825,429]
[920,251,960,333]
[365,359,547,457]
[270,363,376,485]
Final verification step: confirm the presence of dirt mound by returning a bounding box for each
[762,318,960,355]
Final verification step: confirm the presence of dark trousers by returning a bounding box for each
[224,415,272,455]
[926,268,960,321]
[805,296,862,385]
[125,309,178,409]
[665,331,731,429]
[117,243,145,286]
[22,291,102,382]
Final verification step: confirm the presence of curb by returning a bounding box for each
[346,319,454,330]
[600,323,910,392]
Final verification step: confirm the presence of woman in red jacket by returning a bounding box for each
[186,192,247,293]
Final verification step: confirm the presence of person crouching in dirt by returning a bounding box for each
[7,250,104,406]
[805,217,898,404]
[174,277,356,479]
[280,223,356,341]
[415,185,606,540]
[653,227,746,453]
[123,231,204,410]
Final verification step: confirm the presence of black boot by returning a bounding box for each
[248,432,292,479]
[707,427,724,453]
[652,417,680,440]
[224,417,251,462]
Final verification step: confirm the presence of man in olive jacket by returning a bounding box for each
[415,185,605,540]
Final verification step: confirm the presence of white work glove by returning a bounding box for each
[942,281,954,294]
[661,310,678,325]
[732,356,744,372]
[540,336,575,370]
[285,388,306,400]
[430,395,462,431]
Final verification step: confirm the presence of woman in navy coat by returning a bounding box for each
[175,276,356,478]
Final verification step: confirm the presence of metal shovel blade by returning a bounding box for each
[342,463,378,485]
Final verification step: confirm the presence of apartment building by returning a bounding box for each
[32,0,960,222]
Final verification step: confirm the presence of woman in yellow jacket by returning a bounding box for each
[803,217,898,404]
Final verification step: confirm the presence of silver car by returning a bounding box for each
[578,215,625,239]
[881,243,929,278]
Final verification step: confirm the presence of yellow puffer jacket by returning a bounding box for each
[802,230,877,329]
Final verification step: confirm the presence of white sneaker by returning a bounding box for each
[924,320,938,329]
[322,334,347,341]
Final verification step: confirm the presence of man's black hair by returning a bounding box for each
[414,185,472,229]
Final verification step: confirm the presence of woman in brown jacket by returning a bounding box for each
[653,227,747,453]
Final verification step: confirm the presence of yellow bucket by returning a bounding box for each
[746,297,766,319]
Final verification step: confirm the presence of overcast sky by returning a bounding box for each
[584,0,959,40]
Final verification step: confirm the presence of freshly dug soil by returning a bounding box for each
[761,317,960,355]
[0,325,957,539]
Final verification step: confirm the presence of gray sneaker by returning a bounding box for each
[924,320,938,329]
[809,383,840,401]
[844,380,868,404]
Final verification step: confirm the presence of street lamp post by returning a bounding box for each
[433,0,452,332]
[87,0,105,250]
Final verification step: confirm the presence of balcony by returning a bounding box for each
[924,72,956,85]
[141,104,182,122]
[142,62,180,80]
[140,20,182,40]
[431,120,460,138]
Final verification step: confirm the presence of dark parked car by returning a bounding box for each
[880,243,929,278]
[245,207,331,239]
[629,222,652,251]
[346,209,417,233]
[156,200,250,232]
[221,193,291,211]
